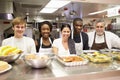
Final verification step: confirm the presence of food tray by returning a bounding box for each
[111,50,120,60]
[56,55,88,67]
[80,52,112,63]
[0,64,12,74]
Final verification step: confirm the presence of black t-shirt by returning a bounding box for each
[36,37,53,52]
[41,43,52,48]
[73,34,81,43]
[73,32,89,50]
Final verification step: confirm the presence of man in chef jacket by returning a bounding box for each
[88,19,120,50]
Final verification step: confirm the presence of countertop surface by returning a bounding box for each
[0,58,120,80]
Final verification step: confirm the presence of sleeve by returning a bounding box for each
[29,38,36,53]
[52,39,59,48]
[2,40,6,46]
[110,32,120,48]
[2,38,10,46]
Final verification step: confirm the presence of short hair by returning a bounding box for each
[12,17,26,27]
[73,18,83,25]
[95,19,105,26]
[38,21,52,32]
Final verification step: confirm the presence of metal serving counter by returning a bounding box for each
[0,59,120,80]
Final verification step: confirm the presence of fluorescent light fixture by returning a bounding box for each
[88,9,107,15]
[88,6,120,17]
[46,0,71,8]
[40,0,71,13]
[40,8,58,13]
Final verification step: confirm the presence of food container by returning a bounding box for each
[23,54,53,68]
[56,55,88,67]
[81,51,112,63]
[0,54,21,63]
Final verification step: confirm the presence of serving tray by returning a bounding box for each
[56,55,88,67]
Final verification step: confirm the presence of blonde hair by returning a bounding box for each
[12,17,26,27]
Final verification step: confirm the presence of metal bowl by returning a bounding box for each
[23,54,53,68]
[0,54,21,63]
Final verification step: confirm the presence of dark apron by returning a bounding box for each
[91,33,108,50]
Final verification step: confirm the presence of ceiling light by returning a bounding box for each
[88,6,120,17]
[40,8,58,13]
[40,0,71,13]
[88,10,107,15]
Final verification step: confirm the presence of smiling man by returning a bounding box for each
[2,17,36,55]
[88,19,120,50]
[52,24,76,55]
[72,18,89,55]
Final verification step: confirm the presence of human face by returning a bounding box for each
[12,24,26,38]
[41,24,50,39]
[95,22,105,36]
[61,27,71,40]
[74,21,83,33]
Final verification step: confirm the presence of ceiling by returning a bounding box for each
[1,0,120,22]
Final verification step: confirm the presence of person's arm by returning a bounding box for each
[29,38,37,53]
[2,40,5,46]
[2,38,9,46]
[52,39,58,55]
[52,46,58,55]
[110,32,120,49]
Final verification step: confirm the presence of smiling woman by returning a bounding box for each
[52,24,76,56]
[35,21,54,54]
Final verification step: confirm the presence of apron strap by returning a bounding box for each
[39,37,52,50]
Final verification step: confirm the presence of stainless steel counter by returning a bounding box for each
[0,59,120,80]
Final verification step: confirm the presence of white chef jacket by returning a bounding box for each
[87,31,120,49]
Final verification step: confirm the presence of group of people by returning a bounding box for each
[2,17,120,56]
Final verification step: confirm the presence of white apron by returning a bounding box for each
[72,32,83,55]
[38,37,52,55]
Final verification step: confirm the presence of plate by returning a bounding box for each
[0,64,12,74]
[56,55,88,67]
